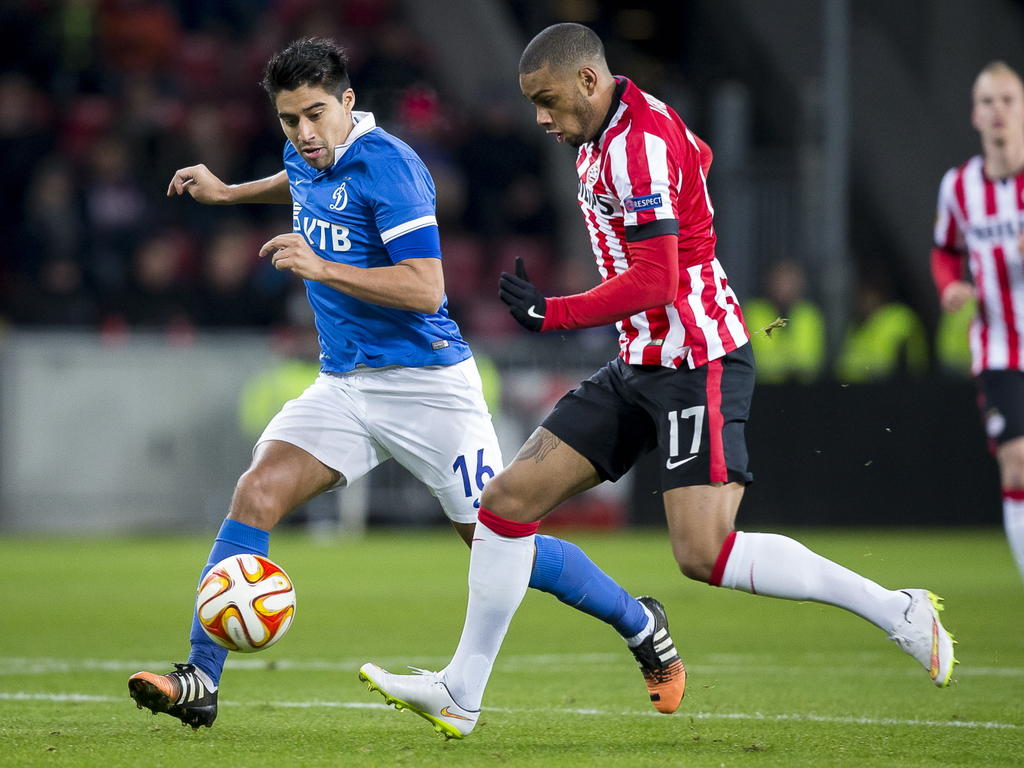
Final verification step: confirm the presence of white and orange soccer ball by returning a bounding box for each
[196,554,296,653]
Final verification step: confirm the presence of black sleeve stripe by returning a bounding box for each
[625,219,679,242]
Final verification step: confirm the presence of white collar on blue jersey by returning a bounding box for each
[333,111,377,164]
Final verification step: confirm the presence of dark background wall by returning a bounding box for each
[632,376,1001,527]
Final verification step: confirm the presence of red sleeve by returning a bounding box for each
[542,235,678,331]
[692,133,713,176]
[930,247,966,297]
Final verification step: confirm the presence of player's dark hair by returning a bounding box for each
[261,38,351,101]
[519,23,605,76]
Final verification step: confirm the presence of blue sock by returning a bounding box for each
[528,534,648,638]
[187,519,270,684]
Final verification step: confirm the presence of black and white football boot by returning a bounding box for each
[128,663,218,729]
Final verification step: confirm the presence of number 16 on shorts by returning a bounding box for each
[453,449,495,509]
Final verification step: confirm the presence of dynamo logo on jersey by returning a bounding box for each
[624,193,662,213]
[329,182,349,211]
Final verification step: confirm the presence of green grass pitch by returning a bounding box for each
[3,528,1023,767]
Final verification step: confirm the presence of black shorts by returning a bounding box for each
[541,344,755,491]
[977,369,1024,445]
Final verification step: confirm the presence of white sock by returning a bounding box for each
[624,604,655,648]
[1003,492,1024,583]
[191,665,216,691]
[441,519,535,711]
[718,531,910,633]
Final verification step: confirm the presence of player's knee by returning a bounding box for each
[479,473,512,514]
[674,549,715,583]
[1000,446,1024,489]
[479,472,531,521]
[230,468,286,529]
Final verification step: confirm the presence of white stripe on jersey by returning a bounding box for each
[642,132,675,224]
[685,128,714,216]
[933,167,961,248]
[623,310,651,361]
[380,215,437,244]
[981,246,1011,369]
[997,179,1024,367]
[686,263,726,362]
[584,205,628,282]
[968,251,986,369]
[711,259,748,343]
[643,92,671,118]
[660,302,689,367]
[607,130,634,215]
[962,157,987,222]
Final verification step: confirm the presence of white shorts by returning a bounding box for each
[256,358,503,524]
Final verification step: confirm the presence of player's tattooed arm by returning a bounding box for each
[514,429,562,465]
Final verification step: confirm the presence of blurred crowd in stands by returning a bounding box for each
[746,259,974,384]
[0,0,970,383]
[0,0,557,341]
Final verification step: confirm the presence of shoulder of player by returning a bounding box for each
[351,129,430,175]
[619,79,679,124]
[938,155,983,191]
[358,127,422,161]
[614,85,690,151]
[604,107,694,170]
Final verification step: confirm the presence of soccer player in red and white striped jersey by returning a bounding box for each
[932,60,1024,586]
[362,23,955,738]
[550,70,747,368]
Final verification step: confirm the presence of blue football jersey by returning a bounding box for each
[284,111,471,372]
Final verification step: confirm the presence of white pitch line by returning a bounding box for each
[0,691,1019,731]
[2,656,1023,678]
[0,654,618,675]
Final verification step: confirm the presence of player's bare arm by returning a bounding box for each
[260,232,444,313]
[166,166,291,205]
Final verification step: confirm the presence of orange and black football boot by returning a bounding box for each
[129,663,218,729]
[630,596,686,713]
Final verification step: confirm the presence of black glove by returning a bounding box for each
[498,257,546,332]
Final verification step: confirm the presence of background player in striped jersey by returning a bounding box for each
[361,23,957,739]
[126,37,682,730]
[932,60,1024,586]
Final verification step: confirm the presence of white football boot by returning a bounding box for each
[888,589,958,686]
[358,663,479,739]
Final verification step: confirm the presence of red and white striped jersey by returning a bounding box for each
[935,155,1024,373]
[575,77,748,369]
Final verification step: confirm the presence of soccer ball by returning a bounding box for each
[196,554,296,652]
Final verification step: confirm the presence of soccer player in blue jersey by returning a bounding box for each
[127,38,683,730]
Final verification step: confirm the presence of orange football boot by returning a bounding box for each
[128,663,218,729]
[630,596,686,713]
